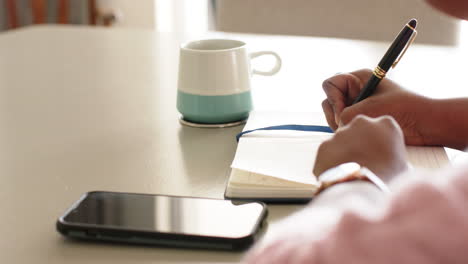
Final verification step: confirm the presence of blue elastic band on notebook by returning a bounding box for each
[236,124,334,142]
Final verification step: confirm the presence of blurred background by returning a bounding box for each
[0,0,463,45]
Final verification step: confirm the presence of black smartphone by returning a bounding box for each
[56,191,267,251]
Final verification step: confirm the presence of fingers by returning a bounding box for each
[345,70,370,101]
[344,115,400,132]
[312,138,336,176]
[321,68,407,132]
[313,115,407,179]
[340,105,364,126]
[348,69,373,85]
[340,115,405,149]
[322,75,347,122]
[339,97,376,126]
[322,70,368,125]
[322,99,338,130]
[322,77,346,124]
[373,115,404,139]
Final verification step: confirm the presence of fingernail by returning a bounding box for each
[334,113,340,125]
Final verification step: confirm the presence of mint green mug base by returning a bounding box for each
[177,91,252,124]
[182,113,249,124]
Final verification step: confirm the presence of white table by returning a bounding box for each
[0,25,465,263]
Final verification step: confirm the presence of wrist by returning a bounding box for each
[315,181,383,203]
[316,163,390,195]
[312,179,386,215]
[421,98,468,149]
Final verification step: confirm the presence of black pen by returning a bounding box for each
[352,19,418,104]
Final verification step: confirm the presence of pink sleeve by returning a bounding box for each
[243,166,468,264]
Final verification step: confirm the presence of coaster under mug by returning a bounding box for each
[179,117,247,128]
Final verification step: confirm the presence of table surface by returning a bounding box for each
[0,25,466,264]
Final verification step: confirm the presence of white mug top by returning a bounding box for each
[178,39,252,96]
[181,39,246,52]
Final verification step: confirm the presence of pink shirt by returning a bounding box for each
[243,164,468,264]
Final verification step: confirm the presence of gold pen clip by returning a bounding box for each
[392,29,417,68]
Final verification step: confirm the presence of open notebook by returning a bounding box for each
[225,111,449,202]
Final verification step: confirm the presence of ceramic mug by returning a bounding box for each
[177,39,281,124]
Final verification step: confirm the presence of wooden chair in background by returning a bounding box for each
[1,0,118,31]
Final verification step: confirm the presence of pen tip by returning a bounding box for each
[409,18,417,28]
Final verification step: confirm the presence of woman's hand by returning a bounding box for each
[321,69,431,146]
[313,115,408,181]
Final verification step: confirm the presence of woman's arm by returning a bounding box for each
[243,165,468,264]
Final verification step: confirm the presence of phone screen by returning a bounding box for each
[62,192,265,238]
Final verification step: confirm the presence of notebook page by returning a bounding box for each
[231,136,332,185]
[228,169,317,188]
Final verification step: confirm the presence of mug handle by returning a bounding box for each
[249,51,282,76]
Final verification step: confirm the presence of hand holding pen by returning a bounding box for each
[321,19,429,145]
[353,19,418,104]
